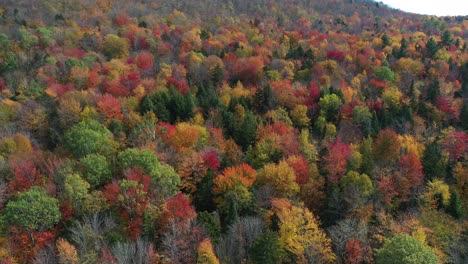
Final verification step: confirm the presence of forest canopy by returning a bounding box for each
[0,0,467,263]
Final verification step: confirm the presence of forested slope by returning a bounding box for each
[0,0,467,263]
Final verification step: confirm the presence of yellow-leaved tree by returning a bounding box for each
[258,161,299,197]
[56,238,79,264]
[271,199,336,263]
[197,238,220,264]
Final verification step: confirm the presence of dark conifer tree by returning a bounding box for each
[426,37,439,58]
[422,141,447,181]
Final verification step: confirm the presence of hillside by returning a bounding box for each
[0,0,467,263]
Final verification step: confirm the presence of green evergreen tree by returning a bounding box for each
[409,81,420,112]
[371,110,381,136]
[0,49,18,73]
[422,141,447,181]
[461,62,468,93]
[168,86,195,122]
[303,49,315,69]
[352,105,372,136]
[141,86,195,123]
[441,30,452,47]
[427,79,440,104]
[360,136,374,176]
[212,64,224,84]
[249,230,285,264]
[197,211,221,242]
[426,37,439,59]
[460,103,468,131]
[381,33,391,47]
[194,170,216,212]
[140,90,171,122]
[221,108,236,139]
[221,191,239,230]
[234,111,257,150]
[197,81,220,113]
[447,189,462,219]
[108,119,125,137]
[254,85,275,114]
[400,38,409,57]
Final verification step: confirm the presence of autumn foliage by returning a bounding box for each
[323,140,351,183]
[0,0,466,262]
[213,164,257,195]
[104,167,151,239]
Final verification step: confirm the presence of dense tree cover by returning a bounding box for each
[376,234,438,264]
[0,0,466,263]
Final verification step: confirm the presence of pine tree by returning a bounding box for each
[303,49,315,69]
[441,30,452,47]
[455,38,461,49]
[235,111,257,150]
[168,86,195,122]
[409,81,420,112]
[198,81,220,112]
[422,141,447,181]
[212,64,224,84]
[194,170,216,212]
[249,231,285,264]
[371,111,381,137]
[427,79,440,104]
[360,136,374,176]
[222,192,239,229]
[447,189,462,218]
[398,38,408,58]
[381,33,391,47]
[254,85,275,114]
[460,103,468,131]
[140,90,171,122]
[426,37,439,59]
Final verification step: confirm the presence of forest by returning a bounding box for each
[0,0,467,263]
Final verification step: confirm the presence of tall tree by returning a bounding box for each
[381,33,391,47]
[249,231,285,264]
[376,234,438,264]
[441,30,452,47]
[3,186,61,232]
[422,141,447,181]
[257,161,300,197]
[373,128,401,164]
[64,120,115,158]
[425,37,439,59]
[271,199,336,263]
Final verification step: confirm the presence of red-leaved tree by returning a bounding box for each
[98,93,124,121]
[8,159,42,193]
[323,139,351,183]
[104,167,151,239]
[135,52,154,70]
[441,131,468,163]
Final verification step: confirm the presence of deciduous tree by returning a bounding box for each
[323,139,351,183]
[271,199,336,263]
[103,34,129,59]
[376,234,438,264]
[64,120,114,158]
[197,238,220,264]
[3,186,61,231]
[257,161,299,197]
[373,128,401,164]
